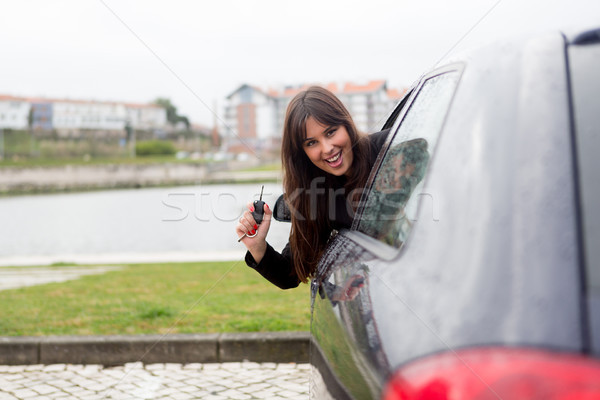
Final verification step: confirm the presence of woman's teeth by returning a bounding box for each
[326,153,341,163]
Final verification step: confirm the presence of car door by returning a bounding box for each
[310,65,464,400]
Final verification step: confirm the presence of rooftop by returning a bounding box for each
[235,80,405,100]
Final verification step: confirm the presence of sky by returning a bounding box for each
[1,0,598,127]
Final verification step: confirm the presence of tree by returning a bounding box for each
[154,98,190,130]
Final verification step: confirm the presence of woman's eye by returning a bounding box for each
[305,140,316,147]
[326,128,337,137]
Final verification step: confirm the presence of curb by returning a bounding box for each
[0,332,310,366]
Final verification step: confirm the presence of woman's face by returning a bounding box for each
[303,116,354,177]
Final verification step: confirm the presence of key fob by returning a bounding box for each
[252,200,265,225]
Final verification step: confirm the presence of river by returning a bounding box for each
[0,183,291,266]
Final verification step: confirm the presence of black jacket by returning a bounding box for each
[245,129,390,289]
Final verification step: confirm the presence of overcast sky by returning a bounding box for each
[1,0,597,127]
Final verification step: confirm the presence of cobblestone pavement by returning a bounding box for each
[0,362,309,400]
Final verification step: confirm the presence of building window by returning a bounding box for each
[240,86,252,103]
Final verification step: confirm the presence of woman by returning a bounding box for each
[236,86,390,289]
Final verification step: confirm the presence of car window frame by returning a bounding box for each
[350,63,464,242]
[380,82,417,131]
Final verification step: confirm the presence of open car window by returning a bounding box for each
[357,67,462,248]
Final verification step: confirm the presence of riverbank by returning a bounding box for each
[0,161,281,196]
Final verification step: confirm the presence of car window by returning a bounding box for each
[569,37,600,356]
[569,41,600,293]
[357,69,461,248]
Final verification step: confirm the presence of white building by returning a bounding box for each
[0,95,31,130]
[51,100,128,135]
[223,84,280,153]
[126,103,168,131]
[25,97,168,136]
[223,81,406,153]
[337,80,400,133]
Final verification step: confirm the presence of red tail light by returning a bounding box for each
[383,347,600,400]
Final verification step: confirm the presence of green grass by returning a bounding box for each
[0,261,310,336]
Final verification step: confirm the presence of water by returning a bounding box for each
[0,183,291,266]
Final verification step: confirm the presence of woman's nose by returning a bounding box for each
[322,139,335,154]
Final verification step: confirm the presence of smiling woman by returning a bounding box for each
[235,86,391,289]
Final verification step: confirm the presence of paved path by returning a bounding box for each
[0,252,246,268]
[0,362,309,399]
[0,266,123,291]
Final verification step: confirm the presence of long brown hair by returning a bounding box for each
[282,86,371,283]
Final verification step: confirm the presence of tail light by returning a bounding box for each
[383,347,600,400]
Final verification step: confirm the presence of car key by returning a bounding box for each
[252,185,265,225]
[238,185,265,242]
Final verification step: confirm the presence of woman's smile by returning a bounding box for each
[325,151,342,166]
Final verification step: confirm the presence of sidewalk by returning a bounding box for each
[0,333,312,399]
[0,251,245,268]
[0,361,310,400]
[0,266,123,291]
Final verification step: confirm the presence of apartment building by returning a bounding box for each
[35,99,166,136]
[1,94,167,136]
[223,84,281,153]
[126,102,169,132]
[0,95,31,130]
[48,100,129,136]
[223,80,406,154]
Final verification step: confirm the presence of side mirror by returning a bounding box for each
[273,194,292,222]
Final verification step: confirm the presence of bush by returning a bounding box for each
[135,140,176,156]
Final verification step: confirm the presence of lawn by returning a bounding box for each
[0,261,310,336]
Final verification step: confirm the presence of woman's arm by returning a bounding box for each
[236,202,300,289]
[245,242,300,289]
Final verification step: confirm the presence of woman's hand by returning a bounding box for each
[330,274,365,302]
[236,202,272,263]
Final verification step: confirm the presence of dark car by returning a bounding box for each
[308,27,600,399]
